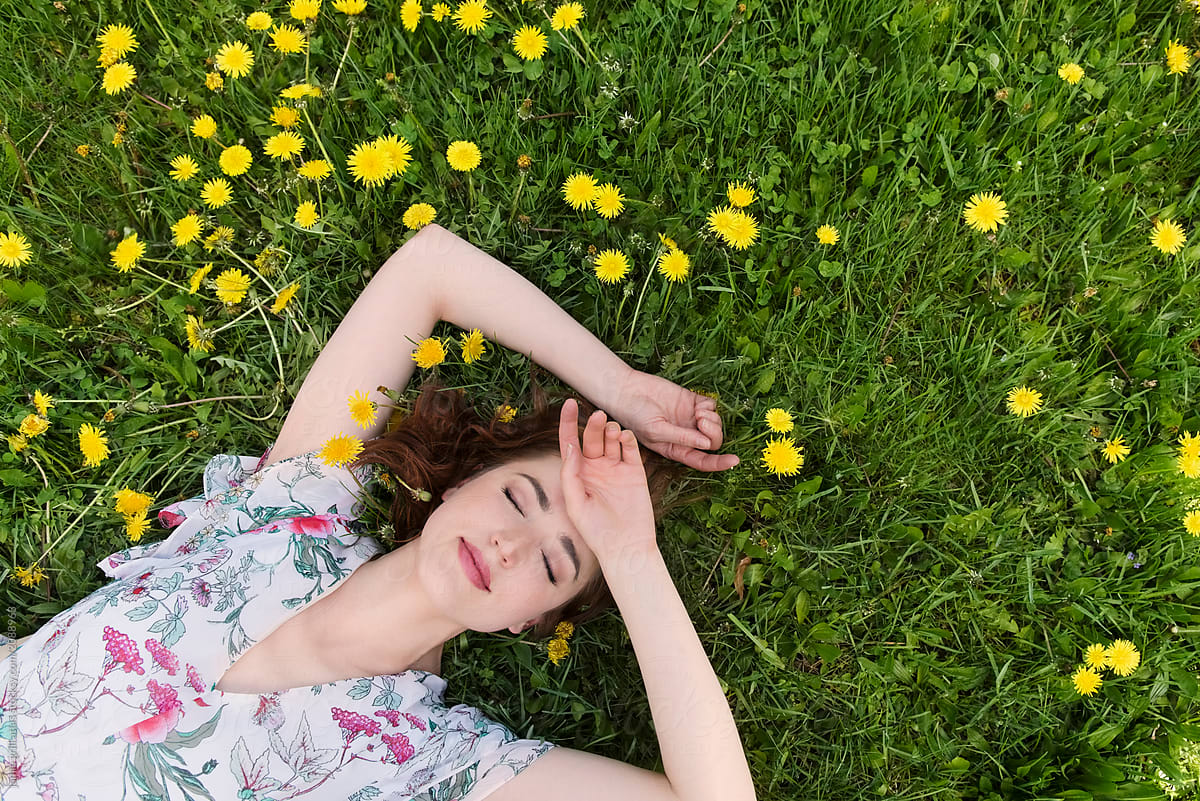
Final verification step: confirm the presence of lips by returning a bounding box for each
[459,538,491,591]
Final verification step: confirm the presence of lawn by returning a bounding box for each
[3,0,1200,797]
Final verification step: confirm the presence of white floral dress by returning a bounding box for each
[0,448,554,800]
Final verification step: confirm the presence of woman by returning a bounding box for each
[0,224,753,801]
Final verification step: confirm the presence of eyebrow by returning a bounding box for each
[519,472,580,582]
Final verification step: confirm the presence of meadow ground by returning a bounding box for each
[3,0,1200,797]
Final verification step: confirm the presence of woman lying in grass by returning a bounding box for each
[0,223,752,801]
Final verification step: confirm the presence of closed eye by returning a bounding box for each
[505,486,557,585]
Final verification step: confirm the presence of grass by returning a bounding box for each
[3,0,1200,797]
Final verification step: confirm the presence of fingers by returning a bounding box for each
[697,408,724,450]
[604,421,622,463]
[559,398,581,457]
[582,408,608,459]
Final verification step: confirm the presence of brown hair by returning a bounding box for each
[352,365,708,639]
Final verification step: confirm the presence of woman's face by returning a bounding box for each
[416,450,602,634]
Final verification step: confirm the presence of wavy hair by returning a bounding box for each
[351,365,709,639]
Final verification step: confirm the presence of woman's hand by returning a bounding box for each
[558,398,658,565]
[609,369,739,472]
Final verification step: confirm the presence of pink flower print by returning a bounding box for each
[281,515,341,538]
[331,707,380,744]
[381,732,415,766]
[374,709,404,727]
[117,680,183,744]
[102,626,144,676]
[158,508,186,528]
[251,693,286,730]
[144,638,180,675]
[190,578,212,607]
[186,664,206,694]
[403,712,427,732]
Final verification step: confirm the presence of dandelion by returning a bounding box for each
[79,423,110,467]
[290,0,322,21]
[269,24,307,54]
[722,210,759,249]
[1180,431,1200,459]
[214,41,255,79]
[32,390,54,417]
[412,337,446,368]
[172,214,203,247]
[706,205,739,240]
[348,391,378,429]
[191,115,218,139]
[185,315,215,352]
[13,565,46,588]
[1083,643,1109,671]
[446,140,482,171]
[1183,510,1200,536]
[102,62,137,94]
[1150,219,1186,255]
[347,141,390,187]
[431,2,451,21]
[963,192,1008,233]
[76,144,92,157]
[817,224,840,245]
[270,106,301,128]
[591,183,625,218]
[202,226,235,253]
[1005,385,1043,417]
[1058,63,1084,84]
[551,1,584,30]
[1101,437,1131,464]
[727,181,756,207]
[401,0,422,31]
[189,263,214,294]
[265,131,305,160]
[201,178,233,208]
[125,512,151,543]
[1166,39,1191,74]
[656,248,689,282]
[219,144,253,176]
[319,433,364,468]
[97,23,139,58]
[215,268,251,304]
[461,328,487,363]
[114,488,155,517]
[299,159,333,180]
[1105,640,1140,676]
[453,0,492,33]
[0,231,33,268]
[403,202,437,230]
[512,25,548,60]
[169,154,199,182]
[593,249,629,283]
[555,621,574,640]
[271,282,300,314]
[333,0,367,13]
[294,201,320,229]
[280,82,322,99]
[761,437,804,476]
[19,415,48,438]
[547,637,570,665]
[110,233,146,273]
[1072,666,1102,696]
[562,172,598,211]
[376,134,413,178]
[764,408,794,433]
[206,71,225,91]
[1179,452,1200,479]
[97,47,120,68]
[247,11,274,29]
[496,404,517,423]
[8,434,27,454]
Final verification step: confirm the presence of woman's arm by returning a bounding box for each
[264,223,632,467]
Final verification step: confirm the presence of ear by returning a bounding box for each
[508,619,537,635]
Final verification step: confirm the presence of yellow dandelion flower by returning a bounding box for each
[97,46,120,68]
[401,0,422,31]
[1178,452,1200,479]
[206,71,225,91]
[270,106,300,128]
[347,141,391,187]
[280,82,322,99]
[562,172,598,211]
[269,24,307,54]
[761,437,804,476]
[247,11,274,29]
[403,202,437,230]
[79,423,110,467]
[214,41,255,79]
[764,408,794,433]
[32,390,54,418]
[189,263,214,294]
[453,0,492,34]
[963,192,1008,233]
[593,249,629,283]
[1058,62,1084,84]
[460,328,487,363]
[722,210,759,249]
[547,637,570,665]
[125,511,151,543]
[1180,431,1200,459]
[496,404,517,423]
[0,231,33,268]
[591,183,625,218]
[431,2,451,21]
[1072,666,1102,696]
[298,159,333,180]
[102,62,137,94]
[290,0,322,21]
[110,233,146,273]
[1184,510,1200,537]
[1101,436,1131,464]
[219,144,253,176]
[215,268,251,304]
[319,433,364,468]
[551,2,584,30]
[348,390,378,429]
[8,434,27,454]
[76,144,92,157]
[1150,219,1186,255]
[185,315,215,352]
[202,226,235,253]
[191,114,218,139]
[816,224,840,245]
[333,0,368,13]
[19,414,48,438]
[727,180,756,207]
[1105,640,1140,676]
[96,23,139,58]
[554,620,574,640]
[656,248,690,282]
[375,134,413,178]
[1166,39,1191,74]
[201,178,233,208]
[169,154,199,182]
[446,140,482,172]
[172,214,203,247]
[512,25,548,60]
[113,487,155,517]
[412,337,446,368]
[264,131,305,162]
[706,205,739,239]
[1005,385,1043,417]
[271,282,300,314]
[1083,643,1109,671]
[294,201,320,229]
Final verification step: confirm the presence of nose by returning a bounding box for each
[490,529,532,569]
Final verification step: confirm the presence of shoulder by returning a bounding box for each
[472,746,679,801]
